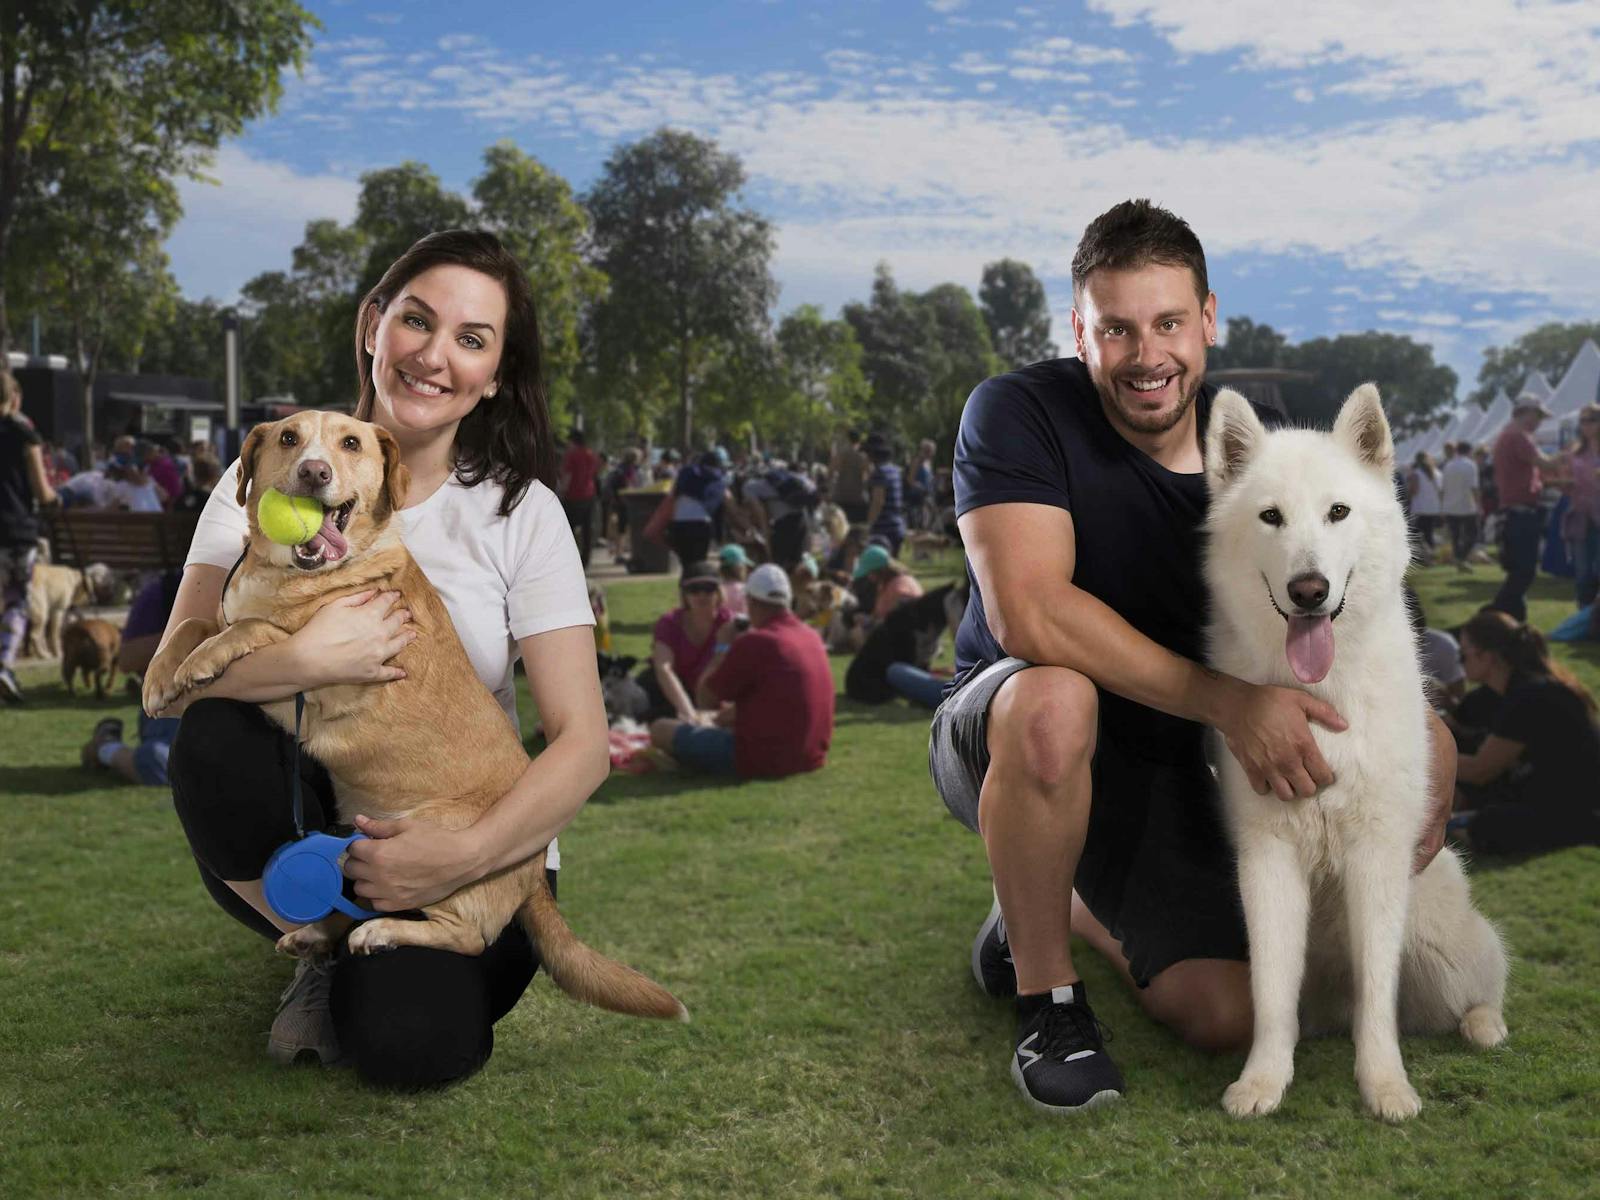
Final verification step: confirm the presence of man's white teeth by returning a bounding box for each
[1128,377,1171,392]
[400,370,445,396]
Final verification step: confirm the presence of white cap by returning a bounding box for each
[746,563,793,606]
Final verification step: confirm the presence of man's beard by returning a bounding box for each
[1090,365,1204,435]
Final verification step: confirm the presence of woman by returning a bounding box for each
[1450,609,1600,855]
[905,437,936,531]
[667,450,726,568]
[1406,450,1442,552]
[637,560,734,723]
[0,371,59,704]
[154,230,606,1088]
[1561,405,1600,607]
[863,432,906,557]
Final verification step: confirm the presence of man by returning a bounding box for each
[830,428,869,523]
[558,428,602,568]
[1491,397,1558,620]
[649,563,834,779]
[1439,439,1481,571]
[929,199,1456,1113]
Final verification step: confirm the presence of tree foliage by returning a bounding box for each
[585,128,777,448]
[979,258,1056,367]
[1471,321,1600,408]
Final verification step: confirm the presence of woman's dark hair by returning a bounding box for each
[1071,199,1208,305]
[1460,608,1597,715]
[354,229,554,517]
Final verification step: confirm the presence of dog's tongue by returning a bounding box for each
[1285,615,1334,684]
[304,509,348,562]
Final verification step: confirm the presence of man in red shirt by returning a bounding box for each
[1491,397,1559,620]
[558,428,602,568]
[649,564,835,778]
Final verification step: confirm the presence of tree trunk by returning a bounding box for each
[678,338,691,451]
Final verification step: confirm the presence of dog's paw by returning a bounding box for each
[1222,1073,1290,1118]
[346,919,402,956]
[276,926,334,961]
[1459,1005,1507,1049]
[1361,1073,1421,1122]
[171,658,222,695]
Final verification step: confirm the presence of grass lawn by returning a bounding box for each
[3,557,1598,1198]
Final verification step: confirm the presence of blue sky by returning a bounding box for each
[166,0,1600,397]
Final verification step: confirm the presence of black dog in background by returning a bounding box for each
[845,581,968,704]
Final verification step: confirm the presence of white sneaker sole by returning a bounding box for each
[1011,1057,1123,1114]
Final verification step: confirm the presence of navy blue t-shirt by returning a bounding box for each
[951,357,1278,751]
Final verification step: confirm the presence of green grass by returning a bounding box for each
[3,559,1598,1198]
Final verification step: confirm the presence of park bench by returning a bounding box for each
[42,508,201,575]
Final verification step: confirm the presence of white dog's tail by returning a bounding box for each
[516,880,689,1022]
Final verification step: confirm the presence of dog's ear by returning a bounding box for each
[1332,383,1394,475]
[1204,389,1267,491]
[235,424,269,506]
[373,426,411,519]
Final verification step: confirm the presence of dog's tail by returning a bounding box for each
[517,879,688,1022]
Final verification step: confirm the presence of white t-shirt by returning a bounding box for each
[1439,457,1480,516]
[189,462,596,870]
[112,477,164,512]
[1407,469,1442,516]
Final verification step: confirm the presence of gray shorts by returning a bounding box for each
[928,657,1248,986]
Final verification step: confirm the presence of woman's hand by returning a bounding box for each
[291,590,415,688]
[342,813,485,912]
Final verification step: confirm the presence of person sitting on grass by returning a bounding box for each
[838,543,925,653]
[637,560,734,722]
[718,543,752,620]
[81,569,186,783]
[1449,608,1600,854]
[648,564,834,779]
[845,581,968,709]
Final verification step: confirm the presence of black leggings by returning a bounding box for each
[169,699,546,1089]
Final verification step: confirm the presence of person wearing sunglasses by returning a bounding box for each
[637,560,734,724]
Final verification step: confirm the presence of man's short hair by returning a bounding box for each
[1071,199,1209,305]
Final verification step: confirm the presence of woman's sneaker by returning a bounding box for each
[971,895,1017,998]
[1012,982,1124,1113]
[268,958,345,1066]
[0,666,23,705]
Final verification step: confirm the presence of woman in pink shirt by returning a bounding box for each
[641,560,734,722]
[1561,404,1600,607]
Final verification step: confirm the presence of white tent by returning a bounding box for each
[1458,389,1510,448]
[1549,340,1600,431]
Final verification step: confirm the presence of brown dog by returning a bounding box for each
[143,412,684,1022]
[61,618,121,697]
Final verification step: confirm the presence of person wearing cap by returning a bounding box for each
[718,543,752,619]
[863,432,907,557]
[1491,396,1561,620]
[855,543,924,622]
[648,563,835,778]
[638,560,735,723]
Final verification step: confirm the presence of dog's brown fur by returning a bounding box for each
[27,562,88,658]
[143,412,684,1022]
[61,618,120,697]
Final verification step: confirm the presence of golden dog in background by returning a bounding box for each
[144,412,684,1023]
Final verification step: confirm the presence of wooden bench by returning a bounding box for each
[42,509,202,574]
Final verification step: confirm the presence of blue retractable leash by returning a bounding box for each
[259,692,380,924]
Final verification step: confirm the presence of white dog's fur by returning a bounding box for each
[1203,384,1508,1122]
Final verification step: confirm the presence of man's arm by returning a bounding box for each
[961,502,1346,801]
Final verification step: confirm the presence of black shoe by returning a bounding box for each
[1012,982,1124,1113]
[971,894,1017,998]
[0,667,22,705]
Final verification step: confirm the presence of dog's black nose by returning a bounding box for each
[297,459,332,488]
[1287,572,1329,610]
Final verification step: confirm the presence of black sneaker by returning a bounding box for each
[1012,982,1124,1113]
[971,894,1017,998]
[0,666,22,705]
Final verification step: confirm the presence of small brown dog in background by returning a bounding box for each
[61,618,122,698]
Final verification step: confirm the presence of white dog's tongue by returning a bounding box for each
[1285,615,1334,684]
[304,509,348,562]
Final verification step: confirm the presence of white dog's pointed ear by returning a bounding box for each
[1332,383,1394,474]
[1205,389,1266,491]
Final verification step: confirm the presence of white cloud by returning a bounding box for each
[166,145,360,302]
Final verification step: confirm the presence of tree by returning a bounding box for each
[918,282,1001,446]
[1208,315,1290,371]
[0,0,316,353]
[473,141,606,425]
[352,162,472,297]
[979,258,1056,367]
[842,263,940,430]
[585,128,777,449]
[1288,332,1458,437]
[769,304,870,448]
[1471,321,1600,408]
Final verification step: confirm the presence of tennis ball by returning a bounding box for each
[256,487,325,546]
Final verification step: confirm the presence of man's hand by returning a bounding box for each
[343,813,483,912]
[1217,681,1348,802]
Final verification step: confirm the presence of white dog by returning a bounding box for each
[1203,384,1508,1123]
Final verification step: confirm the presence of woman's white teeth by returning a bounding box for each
[400,369,445,396]
[1128,377,1171,392]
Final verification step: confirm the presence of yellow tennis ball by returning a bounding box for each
[256,487,324,546]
